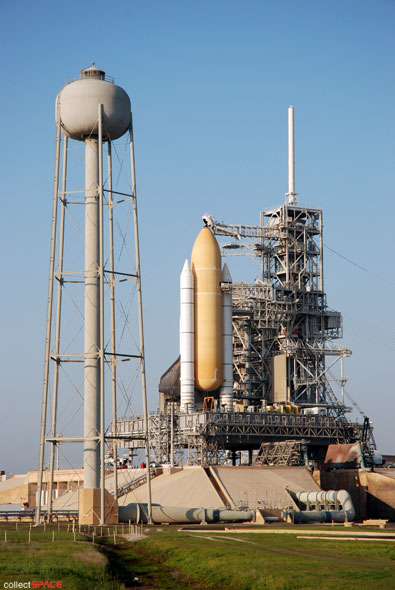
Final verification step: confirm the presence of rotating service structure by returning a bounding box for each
[36,64,151,524]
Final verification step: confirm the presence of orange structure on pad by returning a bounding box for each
[191,227,223,391]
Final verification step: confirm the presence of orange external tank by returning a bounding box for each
[191,226,223,391]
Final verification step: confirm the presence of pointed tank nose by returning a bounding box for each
[191,226,223,392]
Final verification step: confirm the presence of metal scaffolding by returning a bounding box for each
[204,206,351,415]
[114,411,362,466]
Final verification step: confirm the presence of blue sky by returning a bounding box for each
[1,0,394,472]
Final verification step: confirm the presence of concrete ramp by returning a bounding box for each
[364,470,395,520]
[375,468,395,480]
[211,466,320,509]
[52,488,79,510]
[119,466,319,510]
[51,469,148,510]
[118,466,226,509]
[0,475,28,505]
[52,465,321,513]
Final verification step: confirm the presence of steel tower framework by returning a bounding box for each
[36,69,151,524]
[203,206,350,413]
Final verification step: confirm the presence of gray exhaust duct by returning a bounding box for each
[286,489,355,523]
[119,503,254,524]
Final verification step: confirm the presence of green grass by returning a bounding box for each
[126,528,395,590]
[101,535,195,589]
[0,523,395,589]
[0,524,121,590]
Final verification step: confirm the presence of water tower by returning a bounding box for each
[35,64,151,524]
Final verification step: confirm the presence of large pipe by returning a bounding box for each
[84,138,100,489]
[119,503,254,524]
[286,489,355,523]
[220,263,233,410]
[180,259,195,412]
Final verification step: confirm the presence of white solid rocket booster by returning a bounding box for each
[180,259,195,412]
[220,263,233,410]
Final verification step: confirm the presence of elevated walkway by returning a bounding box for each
[113,469,159,498]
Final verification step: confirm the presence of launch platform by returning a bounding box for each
[114,411,364,466]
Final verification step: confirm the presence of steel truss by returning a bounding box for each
[204,207,351,414]
[254,440,309,466]
[115,411,363,466]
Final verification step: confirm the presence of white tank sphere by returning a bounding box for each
[56,64,131,141]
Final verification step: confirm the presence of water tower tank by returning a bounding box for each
[56,63,131,141]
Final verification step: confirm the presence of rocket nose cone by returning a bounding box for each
[191,226,221,268]
[181,259,191,273]
[222,263,232,283]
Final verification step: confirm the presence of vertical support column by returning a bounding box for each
[35,121,61,525]
[319,211,324,292]
[220,263,233,411]
[98,105,106,525]
[260,210,265,281]
[129,115,152,524]
[286,105,297,205]
[107,141,118,500]
[170,403,174,468]
[48,136,68,520]
[84,137,100,490]
[318,211,325,405]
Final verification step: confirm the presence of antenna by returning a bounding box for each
[286,105,297,204]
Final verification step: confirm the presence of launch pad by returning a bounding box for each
[113,107,374,471]
[114,410,364,467]
[115,196,371,468]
